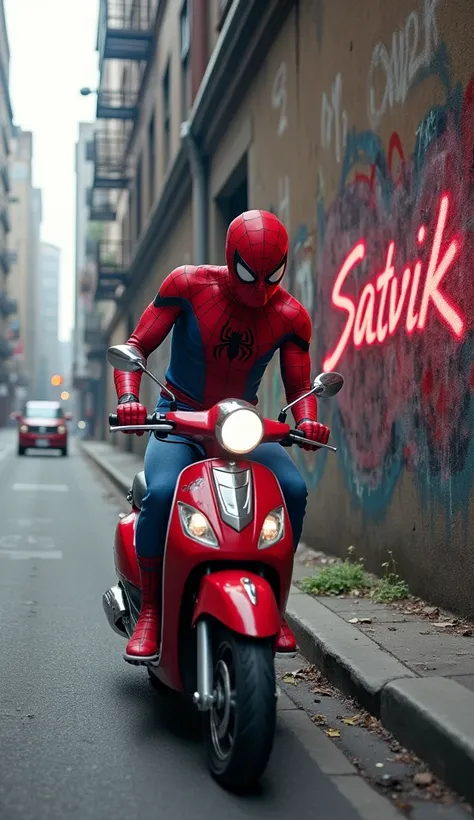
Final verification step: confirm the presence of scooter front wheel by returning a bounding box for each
[203,627,276,791]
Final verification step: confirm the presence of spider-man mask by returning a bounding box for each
[225,210,289,308]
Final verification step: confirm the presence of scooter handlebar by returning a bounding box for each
[109,413,157,427]
[107,414,336,451]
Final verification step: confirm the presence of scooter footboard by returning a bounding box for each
[192,570,280,638]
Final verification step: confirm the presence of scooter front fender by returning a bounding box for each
[192,570,280,638]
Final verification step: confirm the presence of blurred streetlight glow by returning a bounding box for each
[60,391,70,400]
[51,374,63,386]
[78,420,86,430]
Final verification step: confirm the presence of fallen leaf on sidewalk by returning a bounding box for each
[282,673,298,685]
[342,715,362,726]
[311,713,327,725]
[414,772,433,787]
[423,606,439,617]
[433,622,456,628]
[348,617,372,624]
[325,729,341,738]
[311,686,333,697]
[388,626,397,631]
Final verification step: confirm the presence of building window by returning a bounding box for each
[148,114,155,210]
[162,61,171,171]
[136,155,143,239]
[180,0,190,121]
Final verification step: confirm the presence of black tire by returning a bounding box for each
[61,447,68,457]
[203,627,276,791]
[18,446,25,456]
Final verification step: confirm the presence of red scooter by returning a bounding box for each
[103,344,343,790]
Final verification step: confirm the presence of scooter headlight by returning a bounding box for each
[20,424,28,433]
[258,507,285,548]
[57,425,66,434]
[215,401,264,455]
[178,502,218,547]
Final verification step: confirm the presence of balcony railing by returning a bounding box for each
[0,292,17,317]
[0,336,12,360]
[85,237,99,259]
[97,87,138,120]
[0,207,11,233]
[95,239,130,301]
[85,310,104,346]
[97,238,130,276]
[87,188,117,222]
[0,164,10,193]
[0,250,10,275]
[93,129,129,189]
[98,0,154,64]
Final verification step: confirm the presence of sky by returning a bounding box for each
[4,0,99,341]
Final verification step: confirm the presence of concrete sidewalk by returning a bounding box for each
[82,438,474,805]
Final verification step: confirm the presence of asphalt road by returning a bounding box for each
[0,433,405,820]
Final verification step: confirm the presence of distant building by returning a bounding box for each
[36,242,60,400]
[7,128,42,405]
[0,0,15,422]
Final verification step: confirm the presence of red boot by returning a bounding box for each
[124,556,162,665]
[275,618,298,655]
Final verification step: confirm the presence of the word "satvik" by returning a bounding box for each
[323,194,465,371]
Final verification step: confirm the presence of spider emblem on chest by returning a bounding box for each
[213,320,254,362]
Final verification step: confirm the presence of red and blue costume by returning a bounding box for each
[115,210,330,663]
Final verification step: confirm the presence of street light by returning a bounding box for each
[80,87,97,97]
[60,391,70,401]
[51,374,63,387]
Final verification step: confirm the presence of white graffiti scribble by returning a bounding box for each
[294,238,315,315]
[277,176,290,228]
[272,62,288,137]
[321,73,348,164]
[367,0,443,129]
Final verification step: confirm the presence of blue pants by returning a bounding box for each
[135,400,308,559]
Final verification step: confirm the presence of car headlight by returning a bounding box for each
[178,502,218,547]
[57,425,66,434]
[20,424,28,433]
[215,402,264,455]
[258,507,285,548]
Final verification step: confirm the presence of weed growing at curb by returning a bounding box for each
[300,547,410,603]
[373,551,410,603]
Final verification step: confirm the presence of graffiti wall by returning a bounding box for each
[252,0,474,615]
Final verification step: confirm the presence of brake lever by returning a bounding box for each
[282,430,337,452]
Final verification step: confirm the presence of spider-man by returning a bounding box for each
[114,210,330,663]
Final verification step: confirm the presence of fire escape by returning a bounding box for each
[89,0,154,301]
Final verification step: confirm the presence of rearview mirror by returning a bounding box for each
[312,371,344,398]
[107,344,146,373]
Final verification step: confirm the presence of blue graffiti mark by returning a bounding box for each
[330,407,405,521]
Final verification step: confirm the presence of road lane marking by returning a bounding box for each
[0,535,56,549]
[0,550,63,560]
[12,483,69,492]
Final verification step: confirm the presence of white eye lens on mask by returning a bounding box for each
[267,262,286,284]
[236,262,256,283]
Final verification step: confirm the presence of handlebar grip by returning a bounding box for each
[108,412,158,427]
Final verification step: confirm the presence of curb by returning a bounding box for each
[286,590,474,805]
[83,441,474,805]
[81,442,133,495]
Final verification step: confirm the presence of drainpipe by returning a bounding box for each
[181,121,208,265]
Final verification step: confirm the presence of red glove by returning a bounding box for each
[116,398,147,436]
[295,419,330,451]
